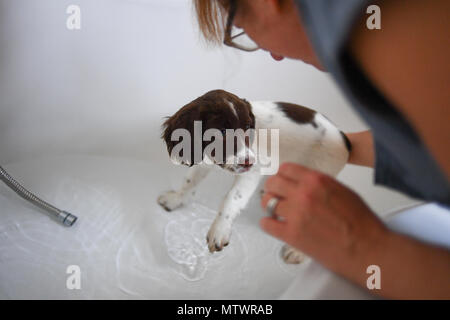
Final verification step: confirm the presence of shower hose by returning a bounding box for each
[0,165,77,226]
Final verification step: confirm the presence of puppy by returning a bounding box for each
[158,90,351,263]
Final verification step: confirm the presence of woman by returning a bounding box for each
[193,0,450,299]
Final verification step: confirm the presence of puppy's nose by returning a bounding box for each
[243,155,255,166]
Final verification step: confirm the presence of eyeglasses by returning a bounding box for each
[223,0,259,52]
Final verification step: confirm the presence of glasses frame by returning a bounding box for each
[223,0,259,52]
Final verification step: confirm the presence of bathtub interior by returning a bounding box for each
[0,155,307,299]
[0,0,419,299]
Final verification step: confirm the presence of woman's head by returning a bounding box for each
[194,0,323,69]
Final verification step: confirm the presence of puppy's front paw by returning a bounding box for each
[281,244,306,264]
[157,190,183,212]
[206,218,231,253]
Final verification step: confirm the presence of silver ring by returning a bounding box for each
[266,197,279,217]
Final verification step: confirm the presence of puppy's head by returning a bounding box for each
[162,89,256,173]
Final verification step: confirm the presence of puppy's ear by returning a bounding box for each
[242,98,255,127]
[161,108,201,166]
[161,115,184,165]
[161,116,175,155]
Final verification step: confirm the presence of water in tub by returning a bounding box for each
[0,155,303,299]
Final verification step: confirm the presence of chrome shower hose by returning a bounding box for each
[0,165,77,226]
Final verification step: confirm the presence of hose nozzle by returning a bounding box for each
[58,211,78,227]
[1,165,78,227]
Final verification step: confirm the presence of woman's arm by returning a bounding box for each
[368,231,450,299]
[349,0,450,180]
[346,130,375,168]
[261,163,450,299]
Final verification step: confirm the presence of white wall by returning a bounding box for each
[0,0,418,214]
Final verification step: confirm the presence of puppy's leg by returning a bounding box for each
[207,173,261,253]
[281,244,306,264]
[157,165,210,211]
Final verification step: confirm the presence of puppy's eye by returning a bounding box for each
[221,129,227,136]
[245,124,251,130]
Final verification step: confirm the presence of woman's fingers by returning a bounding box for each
[261,192,291,219]
[260,216,286,241]
[264,174,297,198]
[278,162,311,182]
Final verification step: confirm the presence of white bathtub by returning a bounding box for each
[0,0,420,299]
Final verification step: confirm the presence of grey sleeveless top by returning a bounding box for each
[294,0,450,206]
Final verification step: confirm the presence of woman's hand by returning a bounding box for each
[261,162,450,299]
[261,162,389,282]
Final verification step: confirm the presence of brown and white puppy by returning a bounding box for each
[158,89,351,263]
[161,90,256,173]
